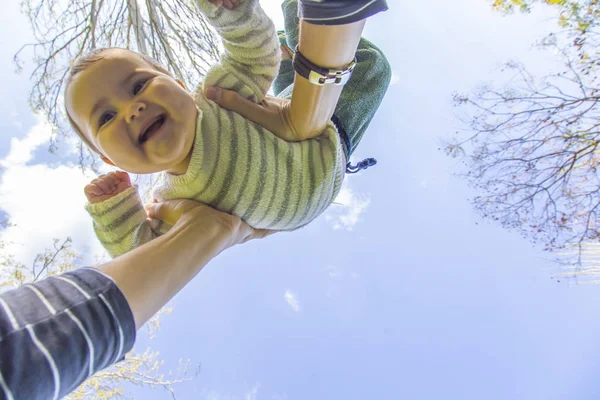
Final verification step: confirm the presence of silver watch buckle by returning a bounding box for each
[308,61,356,86]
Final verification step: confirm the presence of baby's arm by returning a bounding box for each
[84,172,169,258]
[196,0,280,103]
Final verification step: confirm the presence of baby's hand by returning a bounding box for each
[84,171,132,204]
[209,0,240,9]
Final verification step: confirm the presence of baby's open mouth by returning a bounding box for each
[139,115,166,143]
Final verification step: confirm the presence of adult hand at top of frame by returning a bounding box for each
[205,86,301,142]
[145,199,274,248]
[208,0,240,9]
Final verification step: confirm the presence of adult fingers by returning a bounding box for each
[146,199,275,246]
[205,86,274,129]
[246,228,276,243]
[236,225,276,244]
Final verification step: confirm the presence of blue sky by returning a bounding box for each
[2,1,600,399]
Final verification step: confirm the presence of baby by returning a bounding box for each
[66,0,390,258]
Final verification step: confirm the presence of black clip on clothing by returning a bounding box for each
[332,114,378,175]
[346,158,377,174]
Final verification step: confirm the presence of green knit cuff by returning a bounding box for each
[85,186,144,227]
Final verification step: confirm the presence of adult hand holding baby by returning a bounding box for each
[205,87,299,141]
[84,170,273,245]
[145,198,274,247]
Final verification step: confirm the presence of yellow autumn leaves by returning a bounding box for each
[492,0,567,13]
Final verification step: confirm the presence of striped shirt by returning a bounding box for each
[0,268,135,400]
[86,0,345,258]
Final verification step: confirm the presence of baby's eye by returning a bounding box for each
[132,79,149,95]
[99,111,116,127]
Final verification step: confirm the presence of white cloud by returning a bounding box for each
[244,383,260,400]
[0,116,51,168]
[325,180,371,231]
[9,108,22,131]
[0,119,107,271]
[284,290,300,312]
[324,264,360,280]
[325,264,340,278]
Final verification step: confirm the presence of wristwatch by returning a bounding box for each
[293,47,356,86]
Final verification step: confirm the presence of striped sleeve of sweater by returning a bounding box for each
[85,186,169,258]
[0,268,135,400]
[195,0,280,103]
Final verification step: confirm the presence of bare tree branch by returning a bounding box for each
[448,6,600,275]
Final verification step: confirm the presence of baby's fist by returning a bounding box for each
[85,171,132,204]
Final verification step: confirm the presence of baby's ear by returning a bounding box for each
[101,155,115,166]
[176,79,187,89]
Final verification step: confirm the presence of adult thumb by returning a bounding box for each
[144,199,198,226]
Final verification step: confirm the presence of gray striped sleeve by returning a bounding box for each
[85,186,160,258]
[0,268,135,400]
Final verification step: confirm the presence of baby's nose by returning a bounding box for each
[128,102,146,121]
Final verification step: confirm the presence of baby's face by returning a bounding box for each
[66,49,197,174]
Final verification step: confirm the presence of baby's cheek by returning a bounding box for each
[174,91,196,112]
[151,81,172,99]
[154,83,194,113]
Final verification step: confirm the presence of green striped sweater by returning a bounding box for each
[86,0,345,258]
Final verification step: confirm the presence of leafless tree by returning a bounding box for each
[448,1,600,269]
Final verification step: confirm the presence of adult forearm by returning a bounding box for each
[289,20,365,139]
[96,218,229,330]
